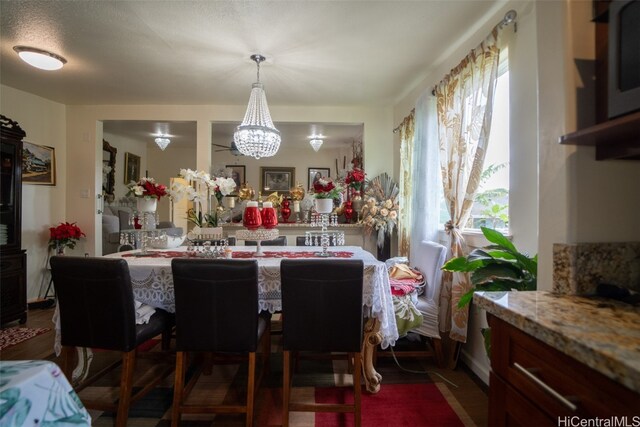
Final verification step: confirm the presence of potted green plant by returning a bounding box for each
[441,227,537,356]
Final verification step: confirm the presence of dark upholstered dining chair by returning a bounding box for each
[280,259,364,427]
[50,256,175,427]
[170,259,270,427]
[245,235,287,246]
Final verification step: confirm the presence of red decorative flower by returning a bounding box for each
[313,177,341,199]
[48,222,86,250]
[126,177,167,200]
[345,168,365,191]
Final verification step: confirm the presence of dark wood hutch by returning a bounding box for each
[559,0,640,160]
[1,115,27,325]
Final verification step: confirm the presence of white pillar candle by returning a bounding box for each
[228,197,235,208]
[293,200,300,212]
[262,202,273,208]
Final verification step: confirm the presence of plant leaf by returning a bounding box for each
[456,289,475,308]
[481,227,516,252]
[471,263,524,287]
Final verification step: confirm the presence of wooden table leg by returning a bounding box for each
[361,318,383,394]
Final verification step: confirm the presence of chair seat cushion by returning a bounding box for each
[410,296,440,339]
[135,309,174,346]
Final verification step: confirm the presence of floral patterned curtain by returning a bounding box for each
[435,29,501,343]
[398,110,415,257]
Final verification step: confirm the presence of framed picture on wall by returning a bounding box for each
[124,152,141,184]
[308,167,330,191]
[22,141,56,185]
[260,167,295,194]
[226,164,245,192]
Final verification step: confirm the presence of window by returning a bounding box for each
[439,51,510,233]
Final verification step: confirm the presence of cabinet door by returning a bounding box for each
[0,141,19,248]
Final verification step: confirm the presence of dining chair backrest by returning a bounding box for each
[245,236,287,246]
[280,259,364,353]
[171,259,260,353]
[50,256,139,352]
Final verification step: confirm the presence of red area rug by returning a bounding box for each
[0,327,50,351]
[315,383,469,427]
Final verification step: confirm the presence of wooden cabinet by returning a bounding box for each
[1,115,27,325]
[488,314,639,425]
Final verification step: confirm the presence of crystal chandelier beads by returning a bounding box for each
[309,138,323,152]
[233,54,281,159]
[154,137,170,150]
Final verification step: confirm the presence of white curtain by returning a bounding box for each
[410,93,440,246]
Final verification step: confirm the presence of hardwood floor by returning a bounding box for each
[1,305,489,426]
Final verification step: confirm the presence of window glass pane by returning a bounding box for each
[469,67,510,231]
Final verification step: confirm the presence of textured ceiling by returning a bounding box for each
[1,1,504,145]
[1,0,504,107]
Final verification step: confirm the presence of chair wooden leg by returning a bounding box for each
[115,350,136,427]
[431,337,445,368]
[246,352,256,427]
[282,350,292,427]
[171,351,187,427]
[61,346,76,381]
[353,352,362,427]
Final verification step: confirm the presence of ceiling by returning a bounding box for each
[1,0,504,142]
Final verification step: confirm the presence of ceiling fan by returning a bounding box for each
[212,141,242,156]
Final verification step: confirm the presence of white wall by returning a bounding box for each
[0,85,67,301]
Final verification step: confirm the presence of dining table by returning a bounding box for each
[104,245,398,393]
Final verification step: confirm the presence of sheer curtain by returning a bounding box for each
[435,29,501,343]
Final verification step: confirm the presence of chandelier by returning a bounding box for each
[233,54,281,159]
[309,139,323,152]
[154,136,170,151]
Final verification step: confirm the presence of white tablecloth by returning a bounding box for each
[0,360,91,426]
[106,246,398,348]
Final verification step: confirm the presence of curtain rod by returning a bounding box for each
[393,109,415,134]
[430,9,517,96]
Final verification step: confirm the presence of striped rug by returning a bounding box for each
[84,340,475,427]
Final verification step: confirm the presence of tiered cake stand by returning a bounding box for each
[236,228,280,257]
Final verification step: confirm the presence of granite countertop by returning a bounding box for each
[474,290,640,393]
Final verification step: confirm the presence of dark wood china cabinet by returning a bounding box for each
[1,114,27,325]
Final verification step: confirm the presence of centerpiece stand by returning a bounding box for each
[122,209,166,256]
[304,213,345,257]
[236,228,280,257]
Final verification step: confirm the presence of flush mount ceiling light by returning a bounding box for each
[309,139,323,152]
[154,136,171,151]
[233,54,281,159]
[13,46,67,71]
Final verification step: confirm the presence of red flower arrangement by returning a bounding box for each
[345,168,365,192]
[48,222,86,251]
[126,177,168,200]
[313,177,341,199]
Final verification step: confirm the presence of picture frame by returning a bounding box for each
[260,167,295,195]
[308,167,330,191]
[124,152,141,184]
[226,164,246,192]
[22,141,56,185]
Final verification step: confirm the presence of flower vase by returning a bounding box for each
[281,199,292,222]
[351,195,364,222]
[377,233,391,261]
[343,200,354,222]
[314,198,334,214]
[55,242,65,256]
[137,197,157,213]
